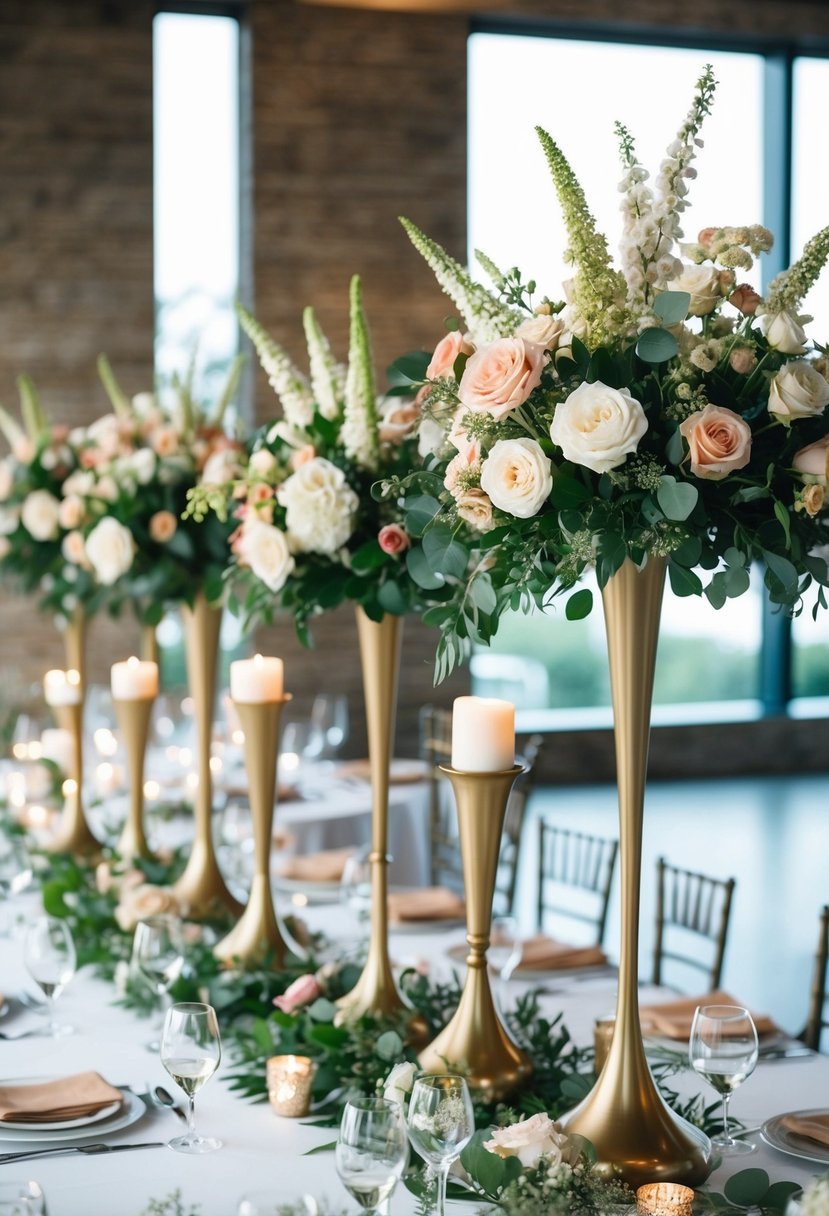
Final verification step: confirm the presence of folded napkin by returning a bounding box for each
[279,847,354,884]
[0,1071,122,1124]
[781,1111,829,1148]
[335,758,427,785]
[515,935,608,972]
[388,886,466,923]
[639,990,778,1040]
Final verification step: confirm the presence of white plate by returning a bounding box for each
[0,1089,144,1144]
[761,1109,829,1165]
[0,1099,121,1132]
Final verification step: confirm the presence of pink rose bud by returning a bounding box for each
[697,227,719,249]
[378,523,411,556]
[273,973,323,1013]
[426,331,475,381]
[729,283,761,315]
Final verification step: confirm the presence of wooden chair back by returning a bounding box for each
[803,904,829,1052]
[652,856,736,991]
[536,822,618,946]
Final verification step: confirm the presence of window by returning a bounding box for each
[468,29,828,723]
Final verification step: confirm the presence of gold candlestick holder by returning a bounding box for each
[173,593,242,920]
[418,764,532,1102]
[46,700,99,856]
[113,695,155,860]
[214,695,291,967]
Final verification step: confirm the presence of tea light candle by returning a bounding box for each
[451,695,515,771]
[43,669,82,707]
[111,656,159,700]
[230,654,283,703]
[636,1183,696,1216]
[266,1054,315,1117]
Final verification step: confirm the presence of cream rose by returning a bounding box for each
[378,398,420,445]
[550,381,648,474]
[768,361,829,421]
[480,438,552,519]
[456,488,495,532]
[85,516,135,585]
[21,490,61,541]
[426,331,474,380]
[0,537,10,559]
[279,457,358,554]
[201,447,244,485]
[794,434,829,486]
[58,495,85,530]
[114,883,181,932]
[679,403,752,480]
[484,1113,577,1169]
[515,312,567,350]
[383,1061,418,1106]
[238,519,295,592]
[458,337,546,420]
[672,263,723,317]
[61,531,88,566]
[763,309,809,355]
[248,448,277,477]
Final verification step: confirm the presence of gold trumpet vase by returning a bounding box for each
[560,557,711,1185]
[61,604,87,691]
[337,609,409,1021]
[417,764,532,1102]
[47,699,99,856]
[113,695,155,860]
[173,593,242,919]
[214,696,290,967]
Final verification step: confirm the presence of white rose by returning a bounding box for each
[238,520,295,593]
[484,1113,575,1169]
[383,1061,418,1106]
[85,516,135,585]
[123,447,156,486]
[62,531,88,567]
[417,416,445,459]
[768,361,829,420]
[91,475,119,503]
[515,313,567,350]
[87,413,123,457]
[202,447,244,485]
[480,438,552,519]
[249,448,277,476]
[0,506,19,535]
[58,495,85,530]
[0,458,13,502]
[62,470,95,498]
[551,381,648,474]
[672,263,722,317]
[21,490,61,541]
[279,457,358,555]
[763,309,809,355]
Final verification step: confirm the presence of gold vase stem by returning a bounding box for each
[113,696,155,860]
[61,604,87,693]
[141,624,160,667]
[46,700,98,856]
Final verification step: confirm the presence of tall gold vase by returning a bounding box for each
[560,558,711,1186]
[47,700,99,856]
[173,593,242,920]
[214,697,290,968]
[337,608,408,1021]
[417,764,531,1102]
[61,604,87,690]
[113,696,155,861]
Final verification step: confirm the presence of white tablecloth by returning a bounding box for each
[1,903,827,1216]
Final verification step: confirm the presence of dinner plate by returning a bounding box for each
[761,1109,829,1165]
[0,1099,122,1132]
[0,1088,144,1144]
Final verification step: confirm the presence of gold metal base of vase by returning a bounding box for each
[45,700,99,857]
[214,699,290,968]
[113,696,155,861]
[417,765,531,1103]
[559,558,711,1186]
[174,843,243,921]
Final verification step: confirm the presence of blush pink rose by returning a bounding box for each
[458,337,547,420]
[273,973,323,1013]
[377,523,410,556]
[793,434,829,486]
[729,283,761,316]
[426,331,475,381]
[291,444,316,471]
[679,403,752,481]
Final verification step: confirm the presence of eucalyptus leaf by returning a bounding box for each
[657,475,698,522]
[653,290,691,326]
[636,326,679,364]
[723,1168,770,1207]
[406,546,445,590]
[422,526,469,581]
[668,561,703,598]
[565,588,593,620]
[377,579,409,615]
[403,494,441,537]
[375,1030,404,1060]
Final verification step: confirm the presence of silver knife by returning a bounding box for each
[0,1141,164,1165]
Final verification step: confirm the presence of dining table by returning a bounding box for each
[0,894,827,1216]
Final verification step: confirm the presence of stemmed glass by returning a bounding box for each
[336,1096,408,1216]
[0,1180,47,1215]
[689,1004,759,1155]
[310,694,350,760]
[340,847,372,937]
[489,915,522,1003]
[23,917,76,1037]
[0,837,33,937]
[406,1075,474,1216]
[160,1001,222,1154]
[132,915,185,1052]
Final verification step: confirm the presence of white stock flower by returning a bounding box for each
[85,516,135,585]
[417,416,446,459]
[21,490,61,541]
[768,361,829,421]
[763,309,809,355]
[550,381,648,474]
[238,519,295,593]
[672,263,722,316]
[480,438,552,519]
[279,457,358,555]
[383,1061,418,1106]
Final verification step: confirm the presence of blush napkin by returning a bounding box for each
[279,847,354,883]
[514,935,608,972]
[387,886,466,923]
[639,990,778,1040]
[781,1112,829,1148]
[0,1072,122,1124]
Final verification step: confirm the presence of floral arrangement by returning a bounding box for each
[798,1176,829,1216]
[188,276,432,641]
[385,65,829,679]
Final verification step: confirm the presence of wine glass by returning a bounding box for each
[0,836,33,937]
[160,1001,222,1154]
[23,917,76,1037]
[279,721,324,792]
[406,1075,474,1216]
[489,915,521,979]
[310,694,350,760]
[689,1004,759,1155]
[0,1180,47,1215]
[131,915,185,1052]
[336,1096,408,1216]
[340,846,372,935]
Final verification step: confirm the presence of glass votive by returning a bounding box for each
[636,1182,696,1216]
[267,1054,316,1117]
[593,1013,615,1074]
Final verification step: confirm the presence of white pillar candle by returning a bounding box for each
[43,668,82,707]
[451,695,515,772]
[111,656,159,700]
[40,727,75,773]
[230,653,284,703]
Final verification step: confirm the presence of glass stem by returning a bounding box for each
[721,1092,733,1143]
[435,1165,449,1216]
[186,1095,196,1138]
